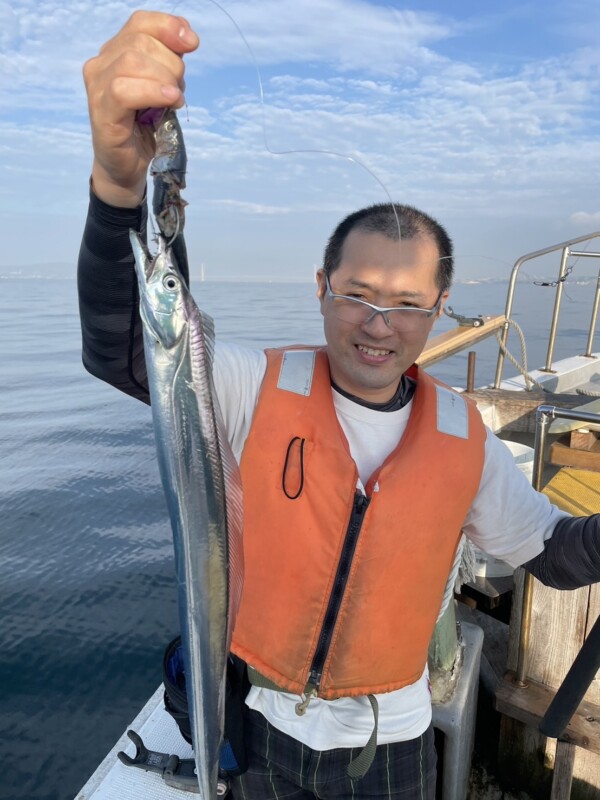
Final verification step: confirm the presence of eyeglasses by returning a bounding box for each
[325,276,442,333]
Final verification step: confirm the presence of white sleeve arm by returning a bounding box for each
[212,341,267,463]
[462,429,571,568]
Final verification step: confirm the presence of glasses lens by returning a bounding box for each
[330,297,371,325]
[330,297,431,332]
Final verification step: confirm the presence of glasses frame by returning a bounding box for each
[325,275,443,332]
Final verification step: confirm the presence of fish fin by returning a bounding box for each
[199,309,245,633]
[200,310,216,375]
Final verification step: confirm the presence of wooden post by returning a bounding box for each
[550,742,576,800]
[498,468,600,797]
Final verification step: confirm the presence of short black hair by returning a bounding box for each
[323,203,453,292]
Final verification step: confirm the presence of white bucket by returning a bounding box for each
[473,441,534,579]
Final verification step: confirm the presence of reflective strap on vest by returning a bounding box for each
[247,666,379,780]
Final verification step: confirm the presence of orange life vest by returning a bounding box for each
[231,347,486,699]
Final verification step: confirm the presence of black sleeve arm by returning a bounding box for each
[523,514,600,589]
[77,188,151,402]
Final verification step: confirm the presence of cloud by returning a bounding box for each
[209,198,291,214]
[174,0,457,75]
[570,211,600,227]
[1,0,457,114]
[1,0,600,275]
[0,1,19,49]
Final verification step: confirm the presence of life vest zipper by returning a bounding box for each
[300,491,370,706]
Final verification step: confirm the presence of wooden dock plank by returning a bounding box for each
[466,388,591,434]
[549,439,600,472]
[495,672,600,756]
[417,315,506,367]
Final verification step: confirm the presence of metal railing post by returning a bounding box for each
[586,273,600,358]
[543,247,570,372]
[492,232,600,388]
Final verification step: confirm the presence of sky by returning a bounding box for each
[1,0,600,281]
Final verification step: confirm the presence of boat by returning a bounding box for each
[75,231,600,800]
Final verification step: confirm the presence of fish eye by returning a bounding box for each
[163,274,180,292]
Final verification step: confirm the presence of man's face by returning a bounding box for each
[317,230,447,403]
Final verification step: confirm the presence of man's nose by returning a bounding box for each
[360,310,393,337]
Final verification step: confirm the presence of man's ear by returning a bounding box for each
[316,269,327,301]
[437,292,450,318]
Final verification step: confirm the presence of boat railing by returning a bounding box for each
[492,231,600,389]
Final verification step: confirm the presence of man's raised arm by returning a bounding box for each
[77,11,199,401]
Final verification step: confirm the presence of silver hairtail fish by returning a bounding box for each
[130,107,244,798]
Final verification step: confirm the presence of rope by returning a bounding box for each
[495,318,549,392]
[437,536,469,622]
[577,386,600,397]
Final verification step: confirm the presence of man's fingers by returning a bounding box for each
[86,11,198,116]
[85,35,189,116]
[81,10,197,206]
[97,30,188,83]
[106,45,185,98]
[120,10,199,55]
[108,76,185,114]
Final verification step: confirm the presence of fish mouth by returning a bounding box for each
[129,229,155,283]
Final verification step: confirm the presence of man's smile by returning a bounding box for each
[355,344,395,362]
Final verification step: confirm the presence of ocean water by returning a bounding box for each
[0,275,597,800]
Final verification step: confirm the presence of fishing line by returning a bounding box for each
[187,0,529,284]
[165,0,506,283]
[170,0,404,244]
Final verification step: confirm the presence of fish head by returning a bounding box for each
[129,229,188,350]
[151,108,187,188]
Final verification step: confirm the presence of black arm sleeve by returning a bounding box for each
[523,514,600,589]
[77,188,151,402]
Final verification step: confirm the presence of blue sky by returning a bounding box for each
[1,0,599,280]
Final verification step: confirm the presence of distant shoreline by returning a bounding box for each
[3,271,600,287]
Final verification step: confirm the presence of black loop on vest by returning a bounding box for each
[282,436,306,500]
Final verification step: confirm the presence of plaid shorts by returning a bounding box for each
[230,709,436,800]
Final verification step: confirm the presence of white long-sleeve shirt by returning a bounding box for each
[212,342,568,749]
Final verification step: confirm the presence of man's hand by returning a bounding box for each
[83,11,199,208]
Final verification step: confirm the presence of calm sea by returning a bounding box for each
[0,275,597,800]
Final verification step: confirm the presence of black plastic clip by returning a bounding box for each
[443,306,485,328]
[117,729,230,796]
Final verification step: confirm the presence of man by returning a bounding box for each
[79,12,600,799]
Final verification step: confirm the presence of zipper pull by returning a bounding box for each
[354,491,369,515]
[295,683,318,716]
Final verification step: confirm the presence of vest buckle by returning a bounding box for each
[295,685,318,716]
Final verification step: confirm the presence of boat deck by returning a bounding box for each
[76,686,192,800]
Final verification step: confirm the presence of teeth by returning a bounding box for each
[358,345,391,357]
